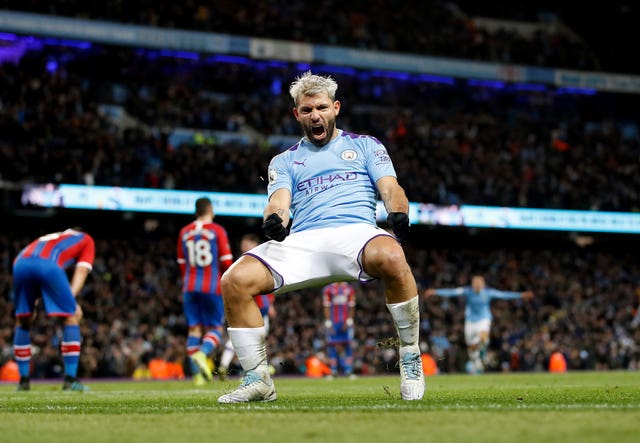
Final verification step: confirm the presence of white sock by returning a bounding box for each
[386,295,420,356]
[219,340,235,370]
[227,327,269,377]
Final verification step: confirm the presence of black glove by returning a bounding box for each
[387,212,410,242]
[262,213,287,241]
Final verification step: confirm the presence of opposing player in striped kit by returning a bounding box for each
[322,282,357,378]
[12,228,95,391]
[177,197,233,385]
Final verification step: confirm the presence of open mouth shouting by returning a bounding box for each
[294,92,340,146]
[311,124,326,140]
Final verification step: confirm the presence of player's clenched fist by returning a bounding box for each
[387,212,410,242]
[262,213,287,241]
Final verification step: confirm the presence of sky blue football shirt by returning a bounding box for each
[267,129,397,233]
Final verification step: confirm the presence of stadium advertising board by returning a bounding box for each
[21,184,640,234]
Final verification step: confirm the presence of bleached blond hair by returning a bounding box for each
[289,71,338,106]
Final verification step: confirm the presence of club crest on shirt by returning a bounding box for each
[268,168,278,183]
[341,149,358,161]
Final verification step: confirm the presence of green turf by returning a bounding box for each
[1,372,638,443]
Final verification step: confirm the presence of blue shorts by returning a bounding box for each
[183,291,224,328]
[12,257,76,317]
[327,323,353,345]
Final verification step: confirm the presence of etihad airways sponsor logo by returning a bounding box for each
[297,172,358,194]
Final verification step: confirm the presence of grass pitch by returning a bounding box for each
[1,371,638,443]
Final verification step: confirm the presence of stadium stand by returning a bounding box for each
[0,2,638,377]
[1,44,638,210]
[0,0,602,71]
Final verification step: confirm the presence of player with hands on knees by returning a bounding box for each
[12,228,94,392]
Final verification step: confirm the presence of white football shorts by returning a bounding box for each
[246,223,393,295]
[464,318,491,345]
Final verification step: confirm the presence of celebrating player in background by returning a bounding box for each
[177,197,233,385]
[217,233,275,380]
[218,71,424,403]
[322,282,356,379]
[425,275,534,373]
[12,228,95,391]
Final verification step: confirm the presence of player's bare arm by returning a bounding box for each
[376,176,409,214]
[69,265,91,297]
[376,176,411,242]
[264,188,292,226]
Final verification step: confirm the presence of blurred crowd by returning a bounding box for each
[2,0,599,72]
[417,245,640,373]
[1,226,638,378]
[1,45,639,211]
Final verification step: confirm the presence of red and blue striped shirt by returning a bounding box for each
[16,229,95,271]
[177,221,233,294]
[322,282,356,324]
